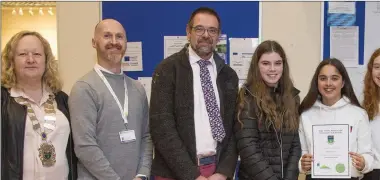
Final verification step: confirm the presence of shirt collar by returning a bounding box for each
[95,63,123,75]
[10,84,52,105]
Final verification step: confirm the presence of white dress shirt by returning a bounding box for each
[11,86,70,180]
[188,46,220,156]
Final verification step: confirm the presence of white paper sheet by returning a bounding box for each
[216,34,227,64]
[364,1,380,65]
[330,26,359,67]
[229,38,259,79]
[328,2,356,14]
[122,42,143,71]
[137,77,152,104]
[312,124,350,179]
[164,36,188,58]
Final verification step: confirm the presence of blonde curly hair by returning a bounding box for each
[1,30,62,93]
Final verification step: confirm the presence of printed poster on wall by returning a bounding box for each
[216,34,227,64]
[123,42,143,71]
[229,38,259,79]
[164,36,188,59]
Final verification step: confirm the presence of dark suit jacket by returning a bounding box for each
[149,44,239,180]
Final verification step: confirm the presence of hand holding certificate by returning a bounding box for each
[301,154,313,172]
[349,152,365,171]
[312,124,350,179]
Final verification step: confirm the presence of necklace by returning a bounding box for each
[14,94,57,167]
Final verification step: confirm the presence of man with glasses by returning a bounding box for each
[150,7,238,180]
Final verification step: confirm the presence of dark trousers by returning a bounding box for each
[362,169,380,180]
[305,175,358,180]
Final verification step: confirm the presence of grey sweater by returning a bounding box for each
[69,69,152,180]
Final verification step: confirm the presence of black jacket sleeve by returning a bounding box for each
[149,64,200,180]
[216,134,238,178]
[56,91,78,180]
[215,70,239,178]
[283,132,301,180]
[283,95,301,180]
[234,97,279,180]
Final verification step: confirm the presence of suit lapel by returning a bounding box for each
[213,53,228,162]
[214,53,227,133]
[215,75,226,161]
[177,47,197,158]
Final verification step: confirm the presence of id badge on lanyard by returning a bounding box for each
[94,66,136,143]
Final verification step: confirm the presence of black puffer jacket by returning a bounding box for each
[234,86,301,180]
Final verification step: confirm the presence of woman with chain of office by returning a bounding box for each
[1,30,77,180]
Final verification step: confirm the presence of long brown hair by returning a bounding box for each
[299,58,361,114]
[363,48,380,120]
[236,40,299,132]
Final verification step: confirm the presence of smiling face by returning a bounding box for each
[318,64,344,106]
[186,12,220,60]
[14,35,46,82]
[258,52,283,87]
[93,19,127,64]
[372,55,380,87]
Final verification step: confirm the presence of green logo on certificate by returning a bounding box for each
[335,163,345,173]
[327,135,334,144]
[320,164,330,169]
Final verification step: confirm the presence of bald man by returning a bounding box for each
[69,19,152,180]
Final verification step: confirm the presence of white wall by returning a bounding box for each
[56,2,100,93]
[262,2,322,100]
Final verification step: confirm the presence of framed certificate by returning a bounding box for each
[312,124,350,179]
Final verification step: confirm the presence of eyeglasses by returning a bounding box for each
[191,26,220,37]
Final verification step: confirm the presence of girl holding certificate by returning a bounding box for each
[234,40,301,180]
[362,48,380,180]
[299,58,374,180]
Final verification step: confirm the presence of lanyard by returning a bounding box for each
[94,67,128,126]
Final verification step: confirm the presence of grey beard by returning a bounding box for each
[192,44,213,58]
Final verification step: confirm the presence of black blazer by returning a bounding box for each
[1,86,78,180]
[149,45,239,180]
